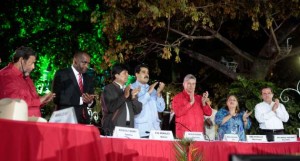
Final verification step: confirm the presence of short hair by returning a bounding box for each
[73,51,88,59]
[183,74,196,83]
[134,64,148,74]
[111,64,128,79]
[261,87,273,94]
[12,46,36,63]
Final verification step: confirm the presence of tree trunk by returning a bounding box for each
[250,58,272,80]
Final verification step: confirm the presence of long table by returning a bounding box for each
[1,119,300,161]
[98,137,300,161]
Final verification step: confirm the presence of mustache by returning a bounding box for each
[144,76,149,79]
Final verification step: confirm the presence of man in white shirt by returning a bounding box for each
[255,87,289,141]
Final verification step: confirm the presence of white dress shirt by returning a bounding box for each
[255,101,289,130]
[114,82,130,121]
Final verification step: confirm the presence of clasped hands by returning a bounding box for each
[82,93,96,104]
[124,85,141,100]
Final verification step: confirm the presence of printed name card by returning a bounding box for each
[149,130,174,140]
[184,132,205,141]
[273,135,297,142]
[113,126,140,139]
[223,134,239,142]
[246,135,267,142]
[49,107,77,124]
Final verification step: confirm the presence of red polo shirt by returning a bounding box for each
[0,63,41,116]
[172,90,212,138]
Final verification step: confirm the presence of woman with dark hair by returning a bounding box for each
[215,95,252,141]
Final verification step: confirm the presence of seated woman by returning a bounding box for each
[215,95,252,141]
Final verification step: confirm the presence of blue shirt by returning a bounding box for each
[131,81,165,137]
[215,107,251,141]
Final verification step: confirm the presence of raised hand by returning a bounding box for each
[243,110,253,121]
[124,85,131,98]
[189,91,195,104]
[272,98,280,112]
[201,91,209,106]
[156,82,165,97]
[148,82,158,94]
[131,86,141,99]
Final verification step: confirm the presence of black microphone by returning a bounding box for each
[20,60,26,79]
[175,121,211,141]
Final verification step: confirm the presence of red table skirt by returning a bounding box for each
[1,119,300,161]
[98,137,300,161]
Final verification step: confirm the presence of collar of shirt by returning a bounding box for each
[71,65,82,83]
[113,81,126,90]
[133,81,149,89]
[7,63,24,79]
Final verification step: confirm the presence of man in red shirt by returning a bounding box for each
[0,46,55,117]
[172,74,212,139]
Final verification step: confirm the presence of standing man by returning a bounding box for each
[0,46,55,117]
[52,51,95,124]
[101,64,142,136]
[131,64,166,138]
[172,74,212,139]
[255,87,289,141]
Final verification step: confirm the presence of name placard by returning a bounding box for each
[184,132,205,141]
[49,107,77,124]
[149,130,174,140]
[223,134,239,142]
[273,135,297,142]
[246,135,267,142]
[113,126,140,139]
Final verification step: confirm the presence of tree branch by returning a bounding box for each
[181,48,238,80]
[169,27,215,40]
[202,26,255,62]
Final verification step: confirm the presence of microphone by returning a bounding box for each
[20,60,26,79]
[175,121,211,141]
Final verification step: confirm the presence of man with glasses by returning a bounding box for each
[255,87,289,141]
[52,51,95,124]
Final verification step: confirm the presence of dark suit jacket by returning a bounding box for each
[101,82,142,135]
[52,68,95,124]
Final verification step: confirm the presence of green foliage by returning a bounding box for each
[0,0,109,96]
[214,76,300,135]
[174,138,203,161]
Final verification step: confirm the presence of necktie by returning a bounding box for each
[78,73,83,94]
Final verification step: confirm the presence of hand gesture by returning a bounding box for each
[82,93,95,104]
[156,82,165,97]
[272,98,279,111]
[148,82,158,94]
[124,85,131,98]
[131,86,141,99]
[242,110,253,121]
[40,92,56,104]
[206,98,212,106]
[201,91,209,106]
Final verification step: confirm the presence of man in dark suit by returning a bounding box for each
[101,64,142,136]
[52,51,95,124]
